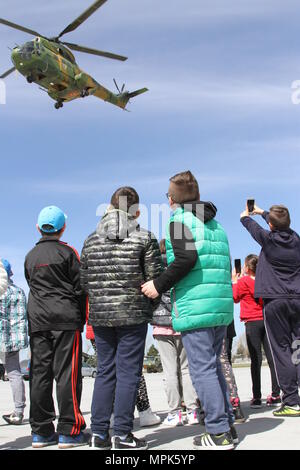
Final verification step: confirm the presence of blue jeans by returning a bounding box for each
[182,326,234,435]
[91,323,148,436]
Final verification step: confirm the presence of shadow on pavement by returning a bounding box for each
[0,435,33,450]
[135,412,205,449]
[135,408,285,450]
[237,401,284,443]
[235,416,284,445]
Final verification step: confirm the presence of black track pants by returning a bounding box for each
[29,330,86,437]
[264,299,300,406]
[245,320,280,399]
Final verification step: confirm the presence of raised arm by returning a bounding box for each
[240,205,270,247]
[232,282,241,304]
[240,216,269,247]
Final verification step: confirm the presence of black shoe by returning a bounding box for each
[3,412,23,425]
[250,398,262,409]
[112,433,148,450]
[230,425,239,445]
[194,432,234,450]
[90,434,111,450]
[233,405,246,424]
[193,432,234,450]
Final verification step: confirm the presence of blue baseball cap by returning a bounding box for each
[37,206,67,233]
[1,259,13,278]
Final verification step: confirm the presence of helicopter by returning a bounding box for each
[0,0,148,110]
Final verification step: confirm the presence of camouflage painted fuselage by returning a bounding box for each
[11,37,147,109]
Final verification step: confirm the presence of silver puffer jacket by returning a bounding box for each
[81,209,163,327]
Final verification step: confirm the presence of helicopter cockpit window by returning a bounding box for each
[21,42,34,52]
[58,48,74,63]
[20,42,35,59]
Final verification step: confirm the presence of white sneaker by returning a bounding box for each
[139,408,161,427]
[163,411,184,427]
[186,409,201,425]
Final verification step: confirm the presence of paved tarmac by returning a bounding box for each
[0,366,298,450]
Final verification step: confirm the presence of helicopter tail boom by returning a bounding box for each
[114,87,149,110]
[127,88,148,99]
[91,82,148,110]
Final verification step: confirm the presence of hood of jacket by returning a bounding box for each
[179,200,217,224]
[97,208,139,241]
[271,228,296,245]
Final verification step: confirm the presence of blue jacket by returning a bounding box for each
[241,211,300,300]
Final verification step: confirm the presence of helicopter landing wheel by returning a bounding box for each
[54,101,63,110]
[80,88,89,98]
[27,76,34,83]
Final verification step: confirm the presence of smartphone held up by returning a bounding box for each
[247,198,255,214]
[234,259,242,276]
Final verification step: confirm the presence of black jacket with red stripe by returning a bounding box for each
[25,237,86,334]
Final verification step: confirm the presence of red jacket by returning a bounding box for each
[86,299,95,341]
[232,276,263,322]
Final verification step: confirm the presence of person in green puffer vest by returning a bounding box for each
[142,170,236,450]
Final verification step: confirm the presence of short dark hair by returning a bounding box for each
[269,205,291,230]
[110,187,140,215]
[169,170,200,204]
[245,254,259,274]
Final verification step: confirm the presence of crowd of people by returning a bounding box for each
[0,169,299,451]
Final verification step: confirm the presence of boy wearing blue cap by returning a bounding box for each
[25,206,88,449]
[0,259,28,425]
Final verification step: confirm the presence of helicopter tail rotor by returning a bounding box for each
[118,87,149,110]
[113,79,126,95]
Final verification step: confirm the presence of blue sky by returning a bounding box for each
[1,0,300,353]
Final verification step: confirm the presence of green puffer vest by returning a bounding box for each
[166,207,234,332]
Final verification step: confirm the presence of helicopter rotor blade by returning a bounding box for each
[0,18,43,38]
[0,66,16,79]
[62,42,127,61]
[58,0,108,39]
